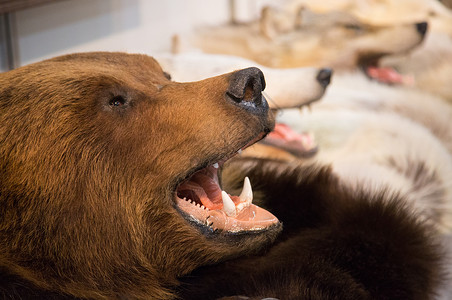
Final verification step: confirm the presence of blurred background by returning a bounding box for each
[1,0,451,298]
[0,0,280,69]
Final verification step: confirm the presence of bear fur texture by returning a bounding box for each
[0,52,444,299]
[179,158,444,299]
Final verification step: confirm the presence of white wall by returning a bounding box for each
[14,0,233,66]
[11,0,284,67]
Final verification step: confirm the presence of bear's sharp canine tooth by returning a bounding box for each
[239,176,253,205]
[237,149,242,154]
[213,163,219,169]
[221,191,236,217]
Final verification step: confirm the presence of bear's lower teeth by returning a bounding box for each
[176,175,278,233]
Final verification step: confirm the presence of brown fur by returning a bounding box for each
[0,52,444,299]
[0,52,278,299]
[178,158,444,299]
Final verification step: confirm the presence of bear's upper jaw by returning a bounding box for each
[175,137,279,234]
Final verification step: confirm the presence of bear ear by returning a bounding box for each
[163,71,172,81]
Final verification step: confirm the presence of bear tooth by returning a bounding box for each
[238,176,253,205]
[221,191,236,217]
[237,149,242,154]
[213,163,219,169]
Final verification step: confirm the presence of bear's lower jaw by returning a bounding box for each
[176,197,279,233]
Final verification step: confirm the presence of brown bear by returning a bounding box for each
[0,52,280,299]
[0,52,443,299]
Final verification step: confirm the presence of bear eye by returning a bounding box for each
[109,95,127,107]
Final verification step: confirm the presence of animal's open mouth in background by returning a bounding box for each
[261,123,317,158]
[175,135,279,234]
[360,53,414,85]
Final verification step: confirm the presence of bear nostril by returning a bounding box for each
[415,21,428,36]
[316,68,333,88]
[226,67,266,109]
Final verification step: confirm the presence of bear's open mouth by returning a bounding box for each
[359,53,414,85]
[175,137,279,234]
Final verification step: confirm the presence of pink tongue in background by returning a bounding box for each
[366,66,405,84]
[269,123,307,143]
[268,123,315,150]
[263,123,318,157]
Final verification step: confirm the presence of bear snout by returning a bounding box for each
[226,67,269,114]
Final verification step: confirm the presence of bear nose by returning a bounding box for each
[226,67,267,112]
[316,68,333,88]
[415,21,428,36]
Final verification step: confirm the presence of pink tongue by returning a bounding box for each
[366,66,405,84]
[269,123,307,143]
[263,123,317,157]
[192,173,223,208]
[178,173,223,210]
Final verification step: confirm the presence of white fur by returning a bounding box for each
[154,52,328,109]
[278,72,452,232]
[382,32,452,101]
[153,52,452,232]
[285,0,452,100]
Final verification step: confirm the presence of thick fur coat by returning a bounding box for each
[0,53,444,299]
[178,158,443,299]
